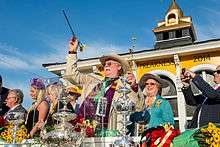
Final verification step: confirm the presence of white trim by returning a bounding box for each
[163,95,177,99]
[190,64,216,72]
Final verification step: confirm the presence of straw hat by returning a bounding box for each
[139,73,169,91]
[99,54,130,74]
[67,85,81,97]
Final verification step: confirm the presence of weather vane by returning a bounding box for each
[62,9,85,52]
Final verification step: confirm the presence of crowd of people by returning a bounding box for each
[0,37,219,145]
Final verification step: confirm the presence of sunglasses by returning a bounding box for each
[145,82,157,86]
[104,61,120,67]
[213,70,220,74]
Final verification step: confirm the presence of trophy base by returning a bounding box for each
[114,136,134,147]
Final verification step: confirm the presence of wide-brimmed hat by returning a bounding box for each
[139,73,169,91]
[99,54,130,74]
[67,85,81,97]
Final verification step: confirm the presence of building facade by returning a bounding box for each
[43,0,220,132]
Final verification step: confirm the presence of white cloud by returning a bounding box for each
[78,41,128,59]
[0,31,150,72]
[0,54,29,69]
[196,7,220,41]
[0,32,67,70]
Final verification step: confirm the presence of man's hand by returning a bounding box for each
[181,68,195,87]
[126,71,138,92]
[126,71,136,87]
[184,69,196,78]
[69,36,78,53]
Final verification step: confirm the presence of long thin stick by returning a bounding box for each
[62,9,84,51]
[62,9,76,37]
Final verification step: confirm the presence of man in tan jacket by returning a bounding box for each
[65,37,141,132]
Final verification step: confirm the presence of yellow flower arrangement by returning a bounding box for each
[194,122,220,146]
[0,124,29,143]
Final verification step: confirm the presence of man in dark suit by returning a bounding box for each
[181,65,220,128]
[4,89,27,121]
[0,75,9,116]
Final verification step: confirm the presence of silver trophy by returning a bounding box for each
[113,76,135,147]
[40,79,85,147]
[96,96,107,117]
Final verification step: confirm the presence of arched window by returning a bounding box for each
[167,13,176,24]
[168,14,176,20]
[159,75,177,96]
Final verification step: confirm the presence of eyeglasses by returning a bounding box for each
[104,61,120,67]
[213,70,220,74]
[6,96,16,100]
[145,82,157,86]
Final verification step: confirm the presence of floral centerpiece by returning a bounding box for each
[0,116,8,128]
[193,122,220,146]
[172,122,220,147]
[71,116,120,137]
[71,116,97,137]
[0,123,29,143]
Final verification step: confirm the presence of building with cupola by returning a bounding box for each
[153,0,196,49]
[43,0,220,134]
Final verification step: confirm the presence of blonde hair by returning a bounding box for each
[25,87,46,125]
[27,87,46,112]
[46,83,61,114]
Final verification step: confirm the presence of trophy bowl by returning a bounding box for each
[117,87,131,94]
[113,98,135,112]
[52,111,76,122]
[5,112,26,124]
[41,129,85,147]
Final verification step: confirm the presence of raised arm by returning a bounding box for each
[65,37,94,85]
[182,86,206,105]
[192,75,220,99]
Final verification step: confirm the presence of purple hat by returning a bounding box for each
[31,78,45,89]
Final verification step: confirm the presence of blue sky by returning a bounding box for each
[1,0,220,108]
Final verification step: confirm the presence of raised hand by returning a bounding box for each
[126,71,136,86]
[69,36,78,53]
[180,68,196,86]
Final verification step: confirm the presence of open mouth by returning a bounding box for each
[105,68,111,72]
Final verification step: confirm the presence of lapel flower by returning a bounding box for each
[156,99,162,108]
